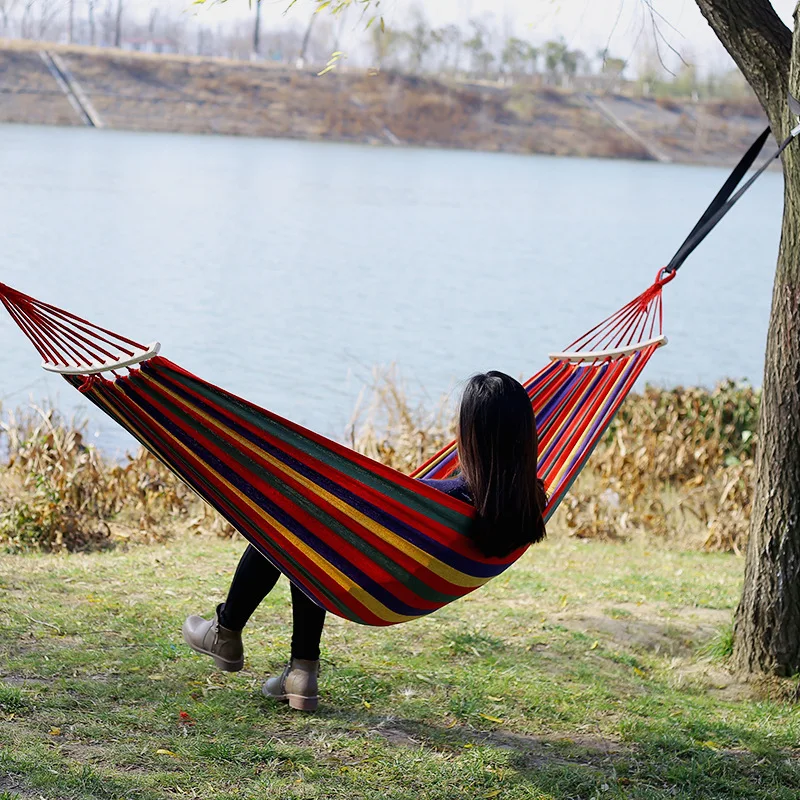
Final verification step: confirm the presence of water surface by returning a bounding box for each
[0,125,783,455]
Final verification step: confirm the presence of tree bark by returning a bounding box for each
[694,0,800,676]
[694,0,790,125]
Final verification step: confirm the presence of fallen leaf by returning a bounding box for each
[590,641,599,650]
[701,740,720,751]
[148,674,165,681]
[156,748,178,758]
[48,727,61,736]
[487,695,503,702]
[445,720,458,729]
[363,701,372,709]
[463,743,474,748]
[479,714,504,724]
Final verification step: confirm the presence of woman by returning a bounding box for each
[182,371,547,711]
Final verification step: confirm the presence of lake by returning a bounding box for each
[0,124,784,456]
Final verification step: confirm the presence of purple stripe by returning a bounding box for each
[548,354,640,499]
[148,364,512,580]
[539,364,611,466]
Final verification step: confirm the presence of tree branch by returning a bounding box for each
[693,0,791,128]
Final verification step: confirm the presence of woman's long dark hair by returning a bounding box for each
[458,371,547,558]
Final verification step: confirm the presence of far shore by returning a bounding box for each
[0,39,767,167]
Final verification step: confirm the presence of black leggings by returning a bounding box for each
[218,545,326,661]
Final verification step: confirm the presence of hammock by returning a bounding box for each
[1,123,791,627]
[0,275,667,625]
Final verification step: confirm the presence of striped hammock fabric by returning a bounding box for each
[0,275,669,626]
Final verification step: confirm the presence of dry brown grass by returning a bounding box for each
[0,376,758,554]
[574,381,758,553]
[346,365,457,474]
[349,372,759,554]
[0,404,215,552]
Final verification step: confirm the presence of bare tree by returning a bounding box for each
[253,0,261,55]
[687,0,800,678]
[525,43,540,77]
[148,8,157,43]
[19,0,36,38]
[36,0,61,39]
[0,0,20,35]
[297,11,316,67]
[404,8,431,73]
[433,23,461,74]
[114,0,122,46]
[369,21,400,70]
[464,18,489,76]
[88,0,96,44]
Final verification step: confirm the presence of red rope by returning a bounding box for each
[0,282,147,368]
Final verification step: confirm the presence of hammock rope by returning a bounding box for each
[2,119,796,626]
[666,119,800,275]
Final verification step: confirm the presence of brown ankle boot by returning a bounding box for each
[262,658,319,711]
[182,606,244,672]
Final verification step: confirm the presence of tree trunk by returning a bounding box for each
[253,0,261,56]
[298,12,316,67]
[734,151,800,675]
[88,0,95,46]
[694,0,800,676]
[114,0,122,48]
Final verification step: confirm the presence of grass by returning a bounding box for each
[1,533,799,799]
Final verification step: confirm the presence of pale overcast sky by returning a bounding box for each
[182,0,796,72]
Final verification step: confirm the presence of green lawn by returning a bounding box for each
[1,534,798,799]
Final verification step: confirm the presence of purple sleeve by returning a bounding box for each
[418,477,473,505]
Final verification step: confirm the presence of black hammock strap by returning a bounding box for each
[666,122,799,274]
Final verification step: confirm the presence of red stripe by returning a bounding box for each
[148,360,520,567]
[548,347,656,501]
[156,359,474,515]
[89,379,387,625]
[127,371,471,608]
[542,360,627,477]
[538,365,602,464]
[138,368,510,592]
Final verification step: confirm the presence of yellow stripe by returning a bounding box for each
[411,442,458,478]
[148,375,490,591]
[539,365,605,455]
[100,381,418,624]
[546,363,629,490]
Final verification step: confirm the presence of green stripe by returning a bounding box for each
[137,371,461,607]
[96,378,360,623]
[157,363,473,535]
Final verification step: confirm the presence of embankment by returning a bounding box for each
[0,40,767,165]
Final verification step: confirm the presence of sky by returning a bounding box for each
[181,0,798,73]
